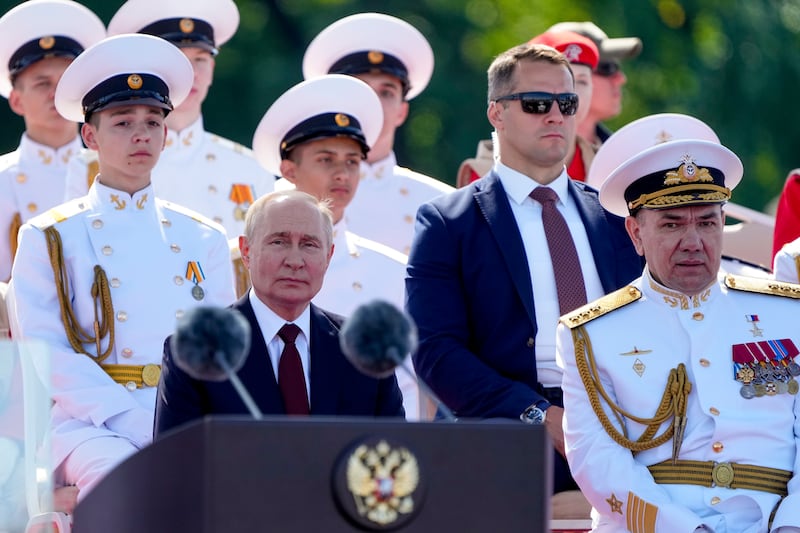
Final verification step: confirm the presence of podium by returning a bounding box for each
[74,416,551,532]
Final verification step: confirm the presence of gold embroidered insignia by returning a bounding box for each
[633,358,645,377]
[180,18,194,33]
[39,36,55,50]
[562,286,641,328]
[127,74,143,90]
[663,154,713,185]
[367,50,384,64]
[620,346,652,356]
[607,493,623,514]
[110,194,126,210]
[335,113,350,127]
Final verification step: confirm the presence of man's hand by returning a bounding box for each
[544,405,566,457]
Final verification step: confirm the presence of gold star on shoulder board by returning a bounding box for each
[606,493,623,514]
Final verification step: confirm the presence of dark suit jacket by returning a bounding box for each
[406,173,643,419]
[154,297,405,438]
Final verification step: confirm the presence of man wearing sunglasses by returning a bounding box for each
[406,43,643,494]
[549,21,642,149]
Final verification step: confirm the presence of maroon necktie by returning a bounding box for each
[529,187,588,315]
[277,323,310,415]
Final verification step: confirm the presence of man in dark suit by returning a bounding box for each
[155,190,405,437]
[406,43,643,493]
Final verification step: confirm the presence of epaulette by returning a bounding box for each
[352,234,408,264]
[160,200,224,232]
[561,285,642,329]
[725,274,800,299]
[209,134,254,157]
[28,198,90,230]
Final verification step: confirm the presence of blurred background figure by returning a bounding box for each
[772,171,800,262]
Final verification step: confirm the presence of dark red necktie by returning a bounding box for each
[277,323,310,415]
[529,187,588,315]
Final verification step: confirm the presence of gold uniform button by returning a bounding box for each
[710,496,721,505]
[175,309,185,319]
[170,244,181,253]
[404,214,413,224]
[16,173,26,184]
[110,278,121,288]
[27,202,37,213]
[121,348,133,358]
[102,245,113,256]
[527,337,534,348]
[399,187,409,196]
[692,312,704,321]
[712,441,724,453]
[208,185,218,194]
[709,407,720,416]
[352,281,363,291]
[142,364,161,387]
[161,218,172,227]
[92,219,104,229]
[699,358,710,367]
[125,381,137,391]
[213,216,223,224]
[174,276,184,286]
[116,311,128,322]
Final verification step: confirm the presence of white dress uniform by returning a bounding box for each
[347,153,453,255]
[0,135,83,281]
[773,238,800,284]
[313,220,420,420]
[556,271,800,533]
[8,180,236,468]
[63,117,275,238]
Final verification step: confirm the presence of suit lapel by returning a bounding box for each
[474,174,536,327]
[568,181,617,292]
[307,304,340,415]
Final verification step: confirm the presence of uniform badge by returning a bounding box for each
[732,339,799,399]
[229,184,255,221]
[333,438,424,530]
[127,74,143,90]
[39,36,55,50]
[746,314,763,337]
[185,261,206,301]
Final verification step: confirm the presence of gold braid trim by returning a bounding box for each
[44,226,115,362]
[795,255,800,284]
[8,212,21,269]
[572,325,691,459]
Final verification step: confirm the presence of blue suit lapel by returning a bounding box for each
[474,174,536,327]
[567,181,617,292]
[307,304,340,415]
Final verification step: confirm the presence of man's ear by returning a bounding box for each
[8,89,24,117]
[392,100,409,128]
[238,235,250,268]
[81,122,99,151]
[280,159,298,184]
[487,101,504,130]
[624,215,645,257]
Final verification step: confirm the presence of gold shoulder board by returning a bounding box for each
[561,285,642,329]
[725,274,800,299]
[29,199,89,230]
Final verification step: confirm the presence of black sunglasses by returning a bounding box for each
[494,92,579,115]
[595,61,621,77]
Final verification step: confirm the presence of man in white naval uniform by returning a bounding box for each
[8,34,236,503]
[303,13,454,255]
[252,75,422,420]
[64,0,274,239]
[556,136,800,533]
[0,0,105,281]
[773,239,800,284]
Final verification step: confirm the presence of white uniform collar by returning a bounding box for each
[641,267,720,311]
[88,179,155,213]
[18,133,82,169]
[164,115,205,152]
[495,162,570,207]
[332,218,359,257]
[360,151,397,181]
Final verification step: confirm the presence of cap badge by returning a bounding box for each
[664,154,713,186]
[334,113,350,127]
[180,18,195,33]
[367,51,384,64]
[127,74,143,90]
[563,44,582,63]
[39,36,56,50]
[655,130,673,143]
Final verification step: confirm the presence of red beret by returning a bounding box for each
[529,30,599,70]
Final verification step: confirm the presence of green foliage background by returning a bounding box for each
[1,0,797,212]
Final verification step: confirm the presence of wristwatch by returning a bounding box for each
[520,400,550,425]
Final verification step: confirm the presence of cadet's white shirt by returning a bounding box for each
[312,219,421,420]
[347,152,453,255]
[556,269,800,533]
[773,238,800,284]
[8,180,236,467]
[0,134,83,281]
[64,117,275,238]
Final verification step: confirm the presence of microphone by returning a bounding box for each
[171,306,263,419]
[339,299,456,421]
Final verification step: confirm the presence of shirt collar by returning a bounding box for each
[641,267,719,311]
[248,289,311,344]
[165,115,204,151]
[18,133,82,169]
[88,180,155,213]
[360,151,397,181]
[495,162,570,207]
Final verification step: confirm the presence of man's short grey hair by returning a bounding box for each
[243,190,334,249]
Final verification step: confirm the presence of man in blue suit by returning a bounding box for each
[406,43,643,493]
[155,190,404,437]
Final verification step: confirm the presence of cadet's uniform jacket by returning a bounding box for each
[312,220,421,420]
[773,238,800,284]
[0,134,83,281]
[347,152,453,255]
[64,117,275,238]
[556,270,800,533]
[8,181,236,467]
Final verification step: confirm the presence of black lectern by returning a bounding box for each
[74,417,551,532]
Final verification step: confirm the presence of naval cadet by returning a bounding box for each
[252,74,422,420]
[8,34,236,503]
[556,137,800,532]
[0,0,105,282]
[64,0,275,239]
[302,13,454,255]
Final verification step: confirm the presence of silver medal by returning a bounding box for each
[192,284,205,301]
